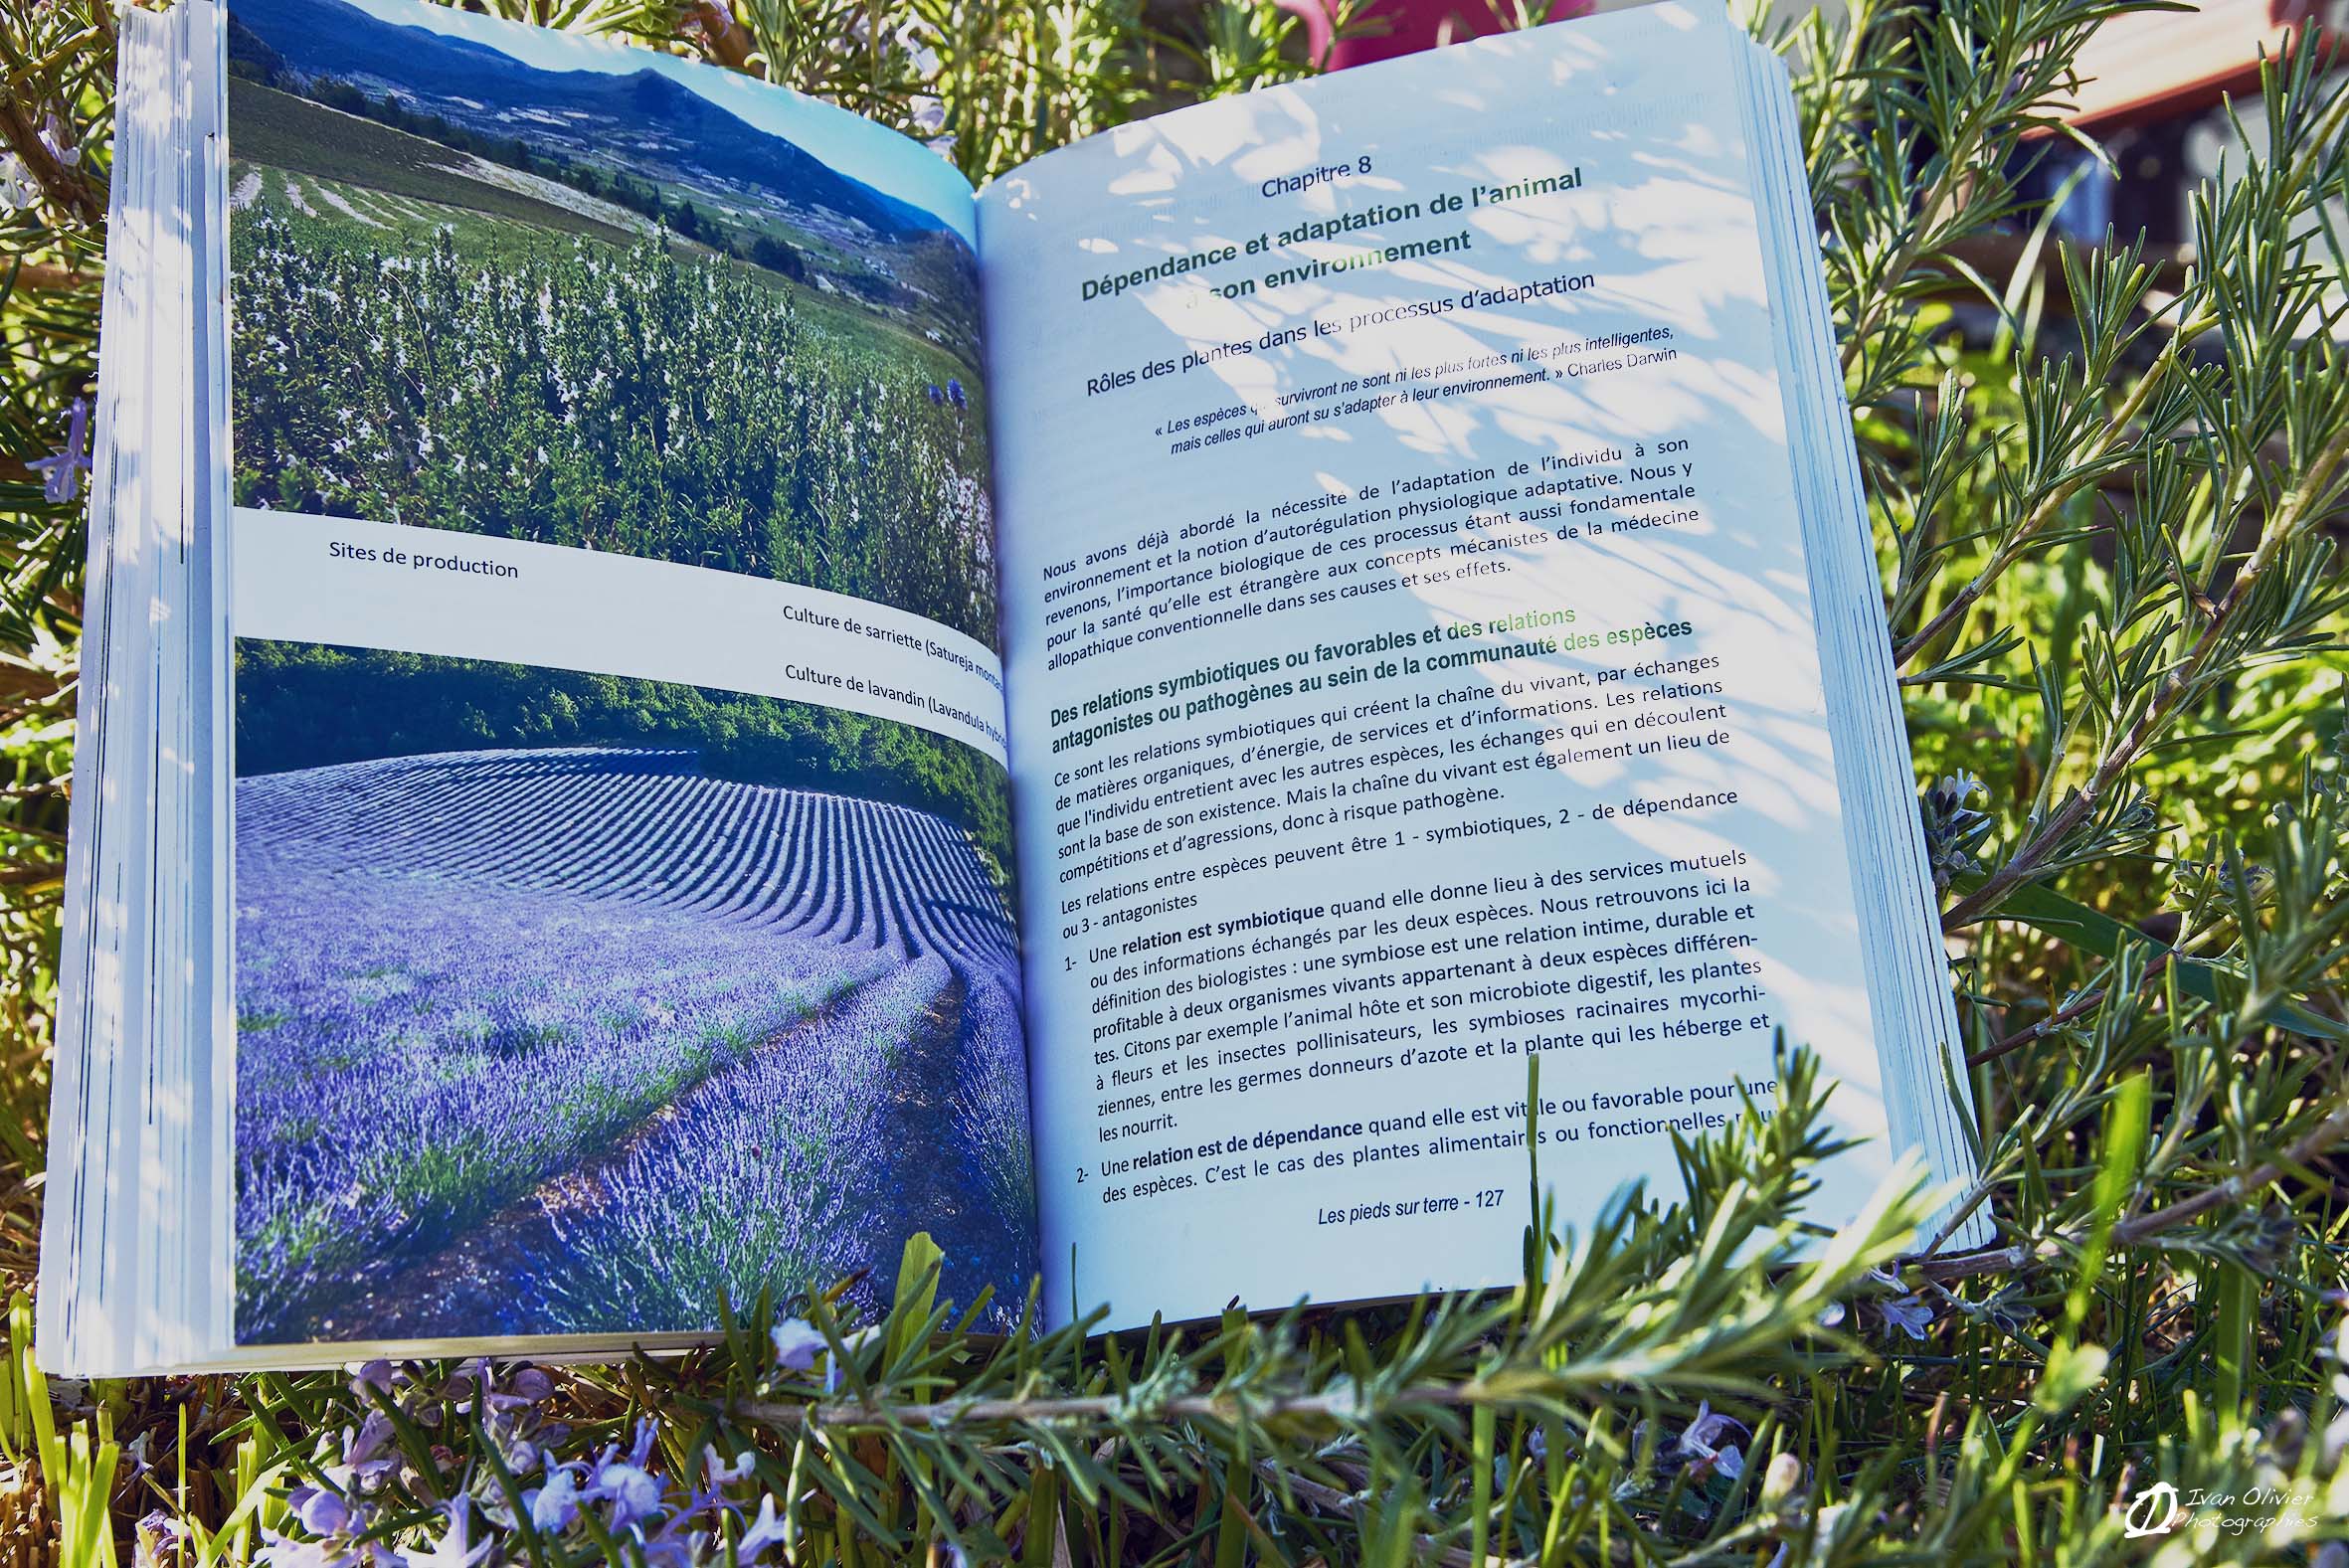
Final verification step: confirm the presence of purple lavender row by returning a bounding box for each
[233,851,895,1340]
[531,957,960,1333]
[233,749,1028,1342]
[950,973,1037,1248]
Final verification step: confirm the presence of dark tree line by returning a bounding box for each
[236,640,1015,894]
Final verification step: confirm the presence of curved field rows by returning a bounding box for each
[238,748,1018,984]
[234,748,1030,1343]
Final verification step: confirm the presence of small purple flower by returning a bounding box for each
[703,1447,755,1488]
[771,1317,825,1372]
[926,384,944,406]
[257,1534,339,1568]
[399,1497,491,1568]
[736,1494,789,1561]
[525,1465,585,1532]
[29,398,90,504]
[287,1484,356,1537]
[504,1367,555,1406]
[490,1426,544,1480]
[1683,1403,1747,1452]
[136,1508,189,1563]
[1673,1402,1749,1481]
[461,1359,556,1472]
[591,1461,661,1527]
[0,154,35,213]
[345,1411,399,1479]
[1881,1296,1935,1341]
[584,1420,665,1529]
[447,1360,490,1411]
[39,112,78,167]
[945,379,967,410]
[349,1360,401,1400]
[624,1417,657,1470]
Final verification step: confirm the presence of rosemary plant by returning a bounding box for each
[1,0,2345,1561]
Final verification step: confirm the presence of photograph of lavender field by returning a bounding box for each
[232,640,1032,1344]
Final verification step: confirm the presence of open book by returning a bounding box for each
[39,0,1977,1374]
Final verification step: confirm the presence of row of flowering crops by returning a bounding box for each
[233,747,1030,1343]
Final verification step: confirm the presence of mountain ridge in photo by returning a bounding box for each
[227,0,958,244]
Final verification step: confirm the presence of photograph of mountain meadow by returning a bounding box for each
[224,0,998,649]
[229,640,1032,1344]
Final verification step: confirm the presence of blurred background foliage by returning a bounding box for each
[3,0,2348,1562]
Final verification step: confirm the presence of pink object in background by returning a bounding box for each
[1278,0,1599,71]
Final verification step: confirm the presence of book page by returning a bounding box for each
[982,3,1901,1327]
[220,0,1034,1346]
